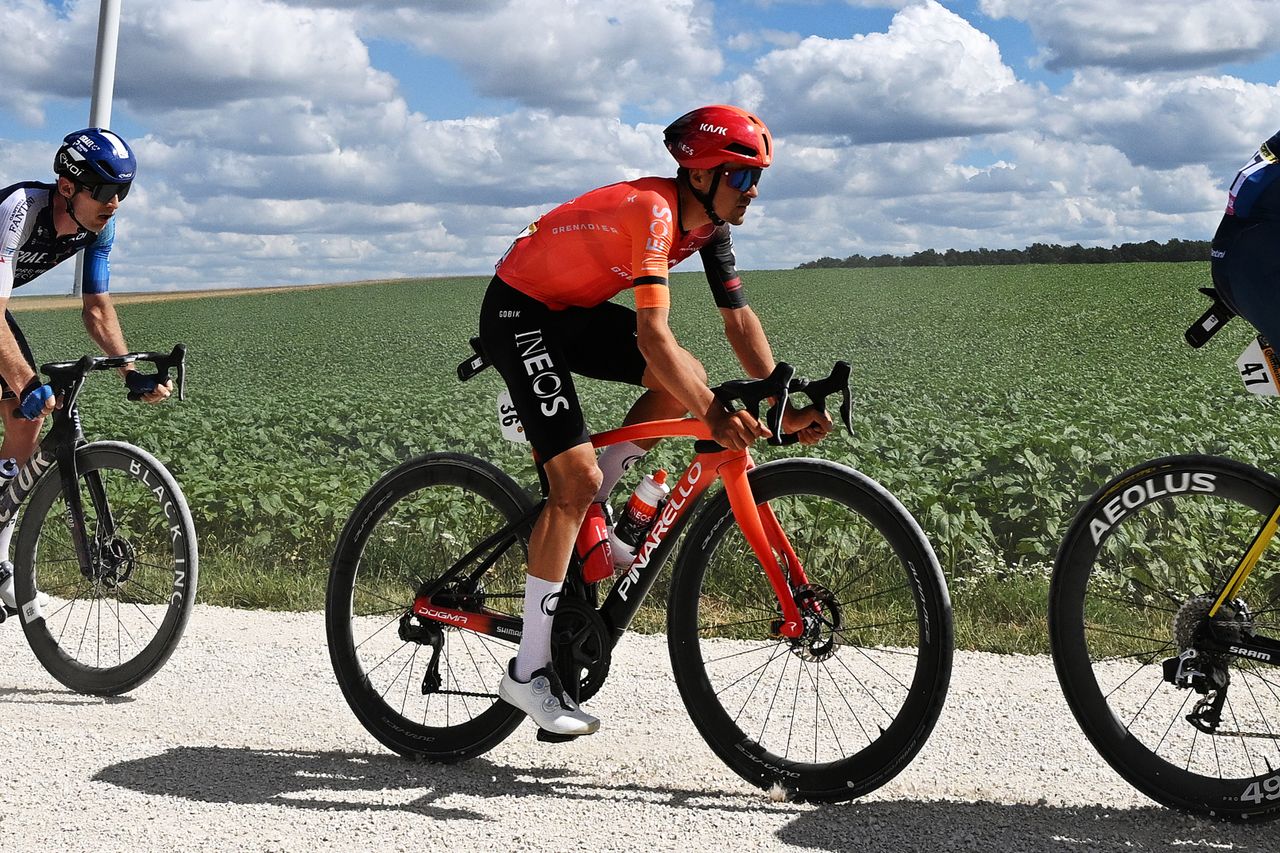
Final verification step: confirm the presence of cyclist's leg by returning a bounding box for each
[557,300,706,497]
[0,311,40,606]
[1220,221,1280,346]
[479,277,601,734]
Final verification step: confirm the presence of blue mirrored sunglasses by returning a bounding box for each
[82,181,131,203]
[724,167,762,192]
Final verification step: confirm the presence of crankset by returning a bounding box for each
[550,597,612,704]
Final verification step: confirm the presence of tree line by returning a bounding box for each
[796,238,1211,269]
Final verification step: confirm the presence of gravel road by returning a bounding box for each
[0,605,1274,852]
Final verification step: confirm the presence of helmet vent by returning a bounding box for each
[725,142,758,158]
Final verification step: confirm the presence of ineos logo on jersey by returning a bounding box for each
[514,329,569,417]
[645,205,673,255]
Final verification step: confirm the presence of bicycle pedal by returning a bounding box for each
[535,729,580,744]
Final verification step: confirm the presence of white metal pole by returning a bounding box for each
[73,0,122,296]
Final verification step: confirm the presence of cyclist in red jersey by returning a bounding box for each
[481,105,833,736]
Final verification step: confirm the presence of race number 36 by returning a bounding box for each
[497,389,528,443]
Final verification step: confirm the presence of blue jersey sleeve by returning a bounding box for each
[80,217,114,295]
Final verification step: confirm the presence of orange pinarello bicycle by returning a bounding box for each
[326,344,952,802]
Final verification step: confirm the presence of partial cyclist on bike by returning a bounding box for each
[0,128,173,609]
[1209,129,1280,344]
[478,105,833,735]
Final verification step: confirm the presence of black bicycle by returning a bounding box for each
[1052,289,1280,821]
[0,345,197,696]
[326,345,952,803]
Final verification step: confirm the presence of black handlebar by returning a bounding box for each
[710,360,854,447]
[41,343,188,402]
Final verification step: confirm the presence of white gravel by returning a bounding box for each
[0,605,1274,852]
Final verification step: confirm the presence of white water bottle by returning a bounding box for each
[609,470,670,570]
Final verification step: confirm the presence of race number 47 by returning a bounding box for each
[1237,336,1280,396]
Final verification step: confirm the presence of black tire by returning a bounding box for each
[1051,454,1280,822]
[14,441,197,696]
[326,452,533,761]
[667,458,952,802]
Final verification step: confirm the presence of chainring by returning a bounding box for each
[550,597,612,703]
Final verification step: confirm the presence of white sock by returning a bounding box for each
[594,441,646,503]
[0,518,15,564]
[514,574,563,682]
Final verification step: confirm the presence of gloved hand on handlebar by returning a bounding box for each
[124,370,173,403]
[16,378,54,420]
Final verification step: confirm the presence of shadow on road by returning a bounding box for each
[0,686,133,706]
[93,746,1276,850]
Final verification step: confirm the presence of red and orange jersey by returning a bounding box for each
[495,177,746,311]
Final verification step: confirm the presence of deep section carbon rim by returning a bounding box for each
[15,442,197,696]
[1052,455,1280,821]
[669,459,952,802]
[326,453,532,760]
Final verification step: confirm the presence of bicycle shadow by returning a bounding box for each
[92,747,1277,849]
[0,686,133,706]
[776,800,1274,851]
[93,746,766,821]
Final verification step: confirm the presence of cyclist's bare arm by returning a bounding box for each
[720,304,775,379]
[82,293,172,403]
[0,309,39,397]
[718,305,832,445]
[636,306,767,450]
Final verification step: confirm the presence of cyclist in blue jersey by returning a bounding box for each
[0,128,172,609]
[1211,130,1280,345]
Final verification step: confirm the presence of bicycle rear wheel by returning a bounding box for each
[326,452,533,761]
[1051,455,1280,822]
[667,458,952,802]
[14,441,197,696]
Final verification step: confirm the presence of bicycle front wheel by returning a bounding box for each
[326,452,533,762]
[1052,455,1280,822]
[14,441,198,696]
[667,458,953,803]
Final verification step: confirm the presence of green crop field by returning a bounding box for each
[11,262,1278,652]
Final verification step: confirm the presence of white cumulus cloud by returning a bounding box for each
[735,1,1037,142]
[981,0,1280,72]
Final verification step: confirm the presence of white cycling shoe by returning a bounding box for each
[498,660,600,736]
[0,561,48,613]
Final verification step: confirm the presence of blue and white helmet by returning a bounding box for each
[54,128,136,185]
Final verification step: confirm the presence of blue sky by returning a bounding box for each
[2,0,1279,293]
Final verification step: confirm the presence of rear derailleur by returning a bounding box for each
[1162,648,1230,733]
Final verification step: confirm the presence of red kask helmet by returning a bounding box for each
[663,105,772,170]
